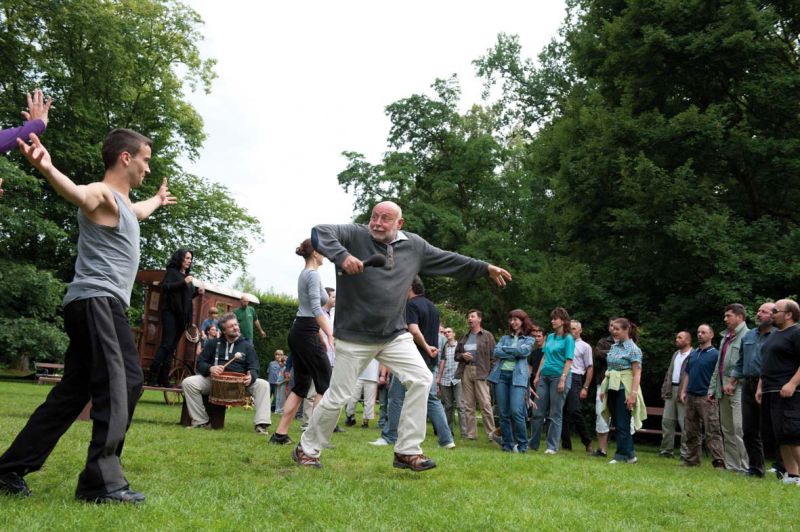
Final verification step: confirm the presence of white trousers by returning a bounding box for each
[345,378,378,420]
[301,333,432,457]
[183,374,271,427]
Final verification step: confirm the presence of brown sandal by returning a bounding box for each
[393,452,436,472]
[292,445,322,469]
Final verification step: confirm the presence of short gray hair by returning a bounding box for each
[219,312,237,328]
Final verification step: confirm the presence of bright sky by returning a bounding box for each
[183,0,566,297]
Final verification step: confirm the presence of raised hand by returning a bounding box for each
[17,133,53,173]
[21,90,53,126]
[157,177,177,206]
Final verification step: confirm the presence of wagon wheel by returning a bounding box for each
[163,366,190,405]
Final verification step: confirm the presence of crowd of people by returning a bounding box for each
[0,91,797,507]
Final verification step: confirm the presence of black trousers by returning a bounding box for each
[742,377,765,474]
[561,373,592,448]
[149,309,181,385]
[287,317,331,398]
[0,298,143,498]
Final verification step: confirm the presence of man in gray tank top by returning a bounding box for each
[0,129,176,504]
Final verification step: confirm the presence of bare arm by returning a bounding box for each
[408,323,437,359]
[626,362,641,409]
[581,365,593,399]
[17,134,112,212]
[557,359,572,393]
[131,177,177,220]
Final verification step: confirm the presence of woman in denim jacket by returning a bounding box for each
[489,309,535,452]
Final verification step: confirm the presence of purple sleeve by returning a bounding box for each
[0,119,46,153]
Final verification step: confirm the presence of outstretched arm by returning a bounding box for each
[17,133,111,211]
[131,177,177,220]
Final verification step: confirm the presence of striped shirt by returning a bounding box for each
[439,342,460,386]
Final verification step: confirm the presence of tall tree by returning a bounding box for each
[0,0,261,367]
[0,0,261,281]
[338,1,800,395]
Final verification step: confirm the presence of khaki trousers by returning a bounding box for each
[719,384,749,472]
[460,365,495,439]
[183,375,271,427]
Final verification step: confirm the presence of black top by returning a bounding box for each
[528,347,544,382]
[405,295,440,369]
[161,267,197,326]
[197,336,260,381]
[593,335,613,385]
[761,324,800,393]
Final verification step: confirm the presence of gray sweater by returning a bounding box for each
[311,223,489,343]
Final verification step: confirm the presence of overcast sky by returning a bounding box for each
[183,0,566,297]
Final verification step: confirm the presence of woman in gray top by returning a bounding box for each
[270,239,335,444]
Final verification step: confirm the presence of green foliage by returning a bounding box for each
[337,1,800,399]
[0,0,260,284]
[0,318,68,367]
[250,292,298,374]
[0,272,67,366]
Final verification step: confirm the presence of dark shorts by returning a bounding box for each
[287,317,331,398]
[763,391,800,446]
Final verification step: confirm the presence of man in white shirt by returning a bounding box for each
[659,331,693,458]
[561,321,594,453]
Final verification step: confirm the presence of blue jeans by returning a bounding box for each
[530,374,571,451]
[381,371,453,446]
[494,370,528,451]
[608,386,635,460]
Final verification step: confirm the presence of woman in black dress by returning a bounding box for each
[147,248,202,386]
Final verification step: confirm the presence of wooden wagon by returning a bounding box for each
[135,269,259,404]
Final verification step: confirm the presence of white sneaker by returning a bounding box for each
[609,457,638,464]
[441,442,456,449]
[781,475,800,485]
[544,449,557,455]
[369,438,389,446]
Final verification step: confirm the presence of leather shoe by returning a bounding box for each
[79,487,145,505]
[0,472,31,497]
[393,452,436,472]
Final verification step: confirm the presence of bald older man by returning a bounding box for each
[757,299,800,485]
[294,201,511,471]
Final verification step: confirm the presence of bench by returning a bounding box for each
[635,406,682,438]
[34,362,65,384]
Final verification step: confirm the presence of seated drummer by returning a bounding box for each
[182,312,272,433]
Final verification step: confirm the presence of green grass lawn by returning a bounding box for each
[0,381,795,531]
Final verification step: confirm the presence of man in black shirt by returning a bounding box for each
[372,277,455,452]
[757,299,800,485]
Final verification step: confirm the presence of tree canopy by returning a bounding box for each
[0,0,261,367]
[338,0,800,397]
